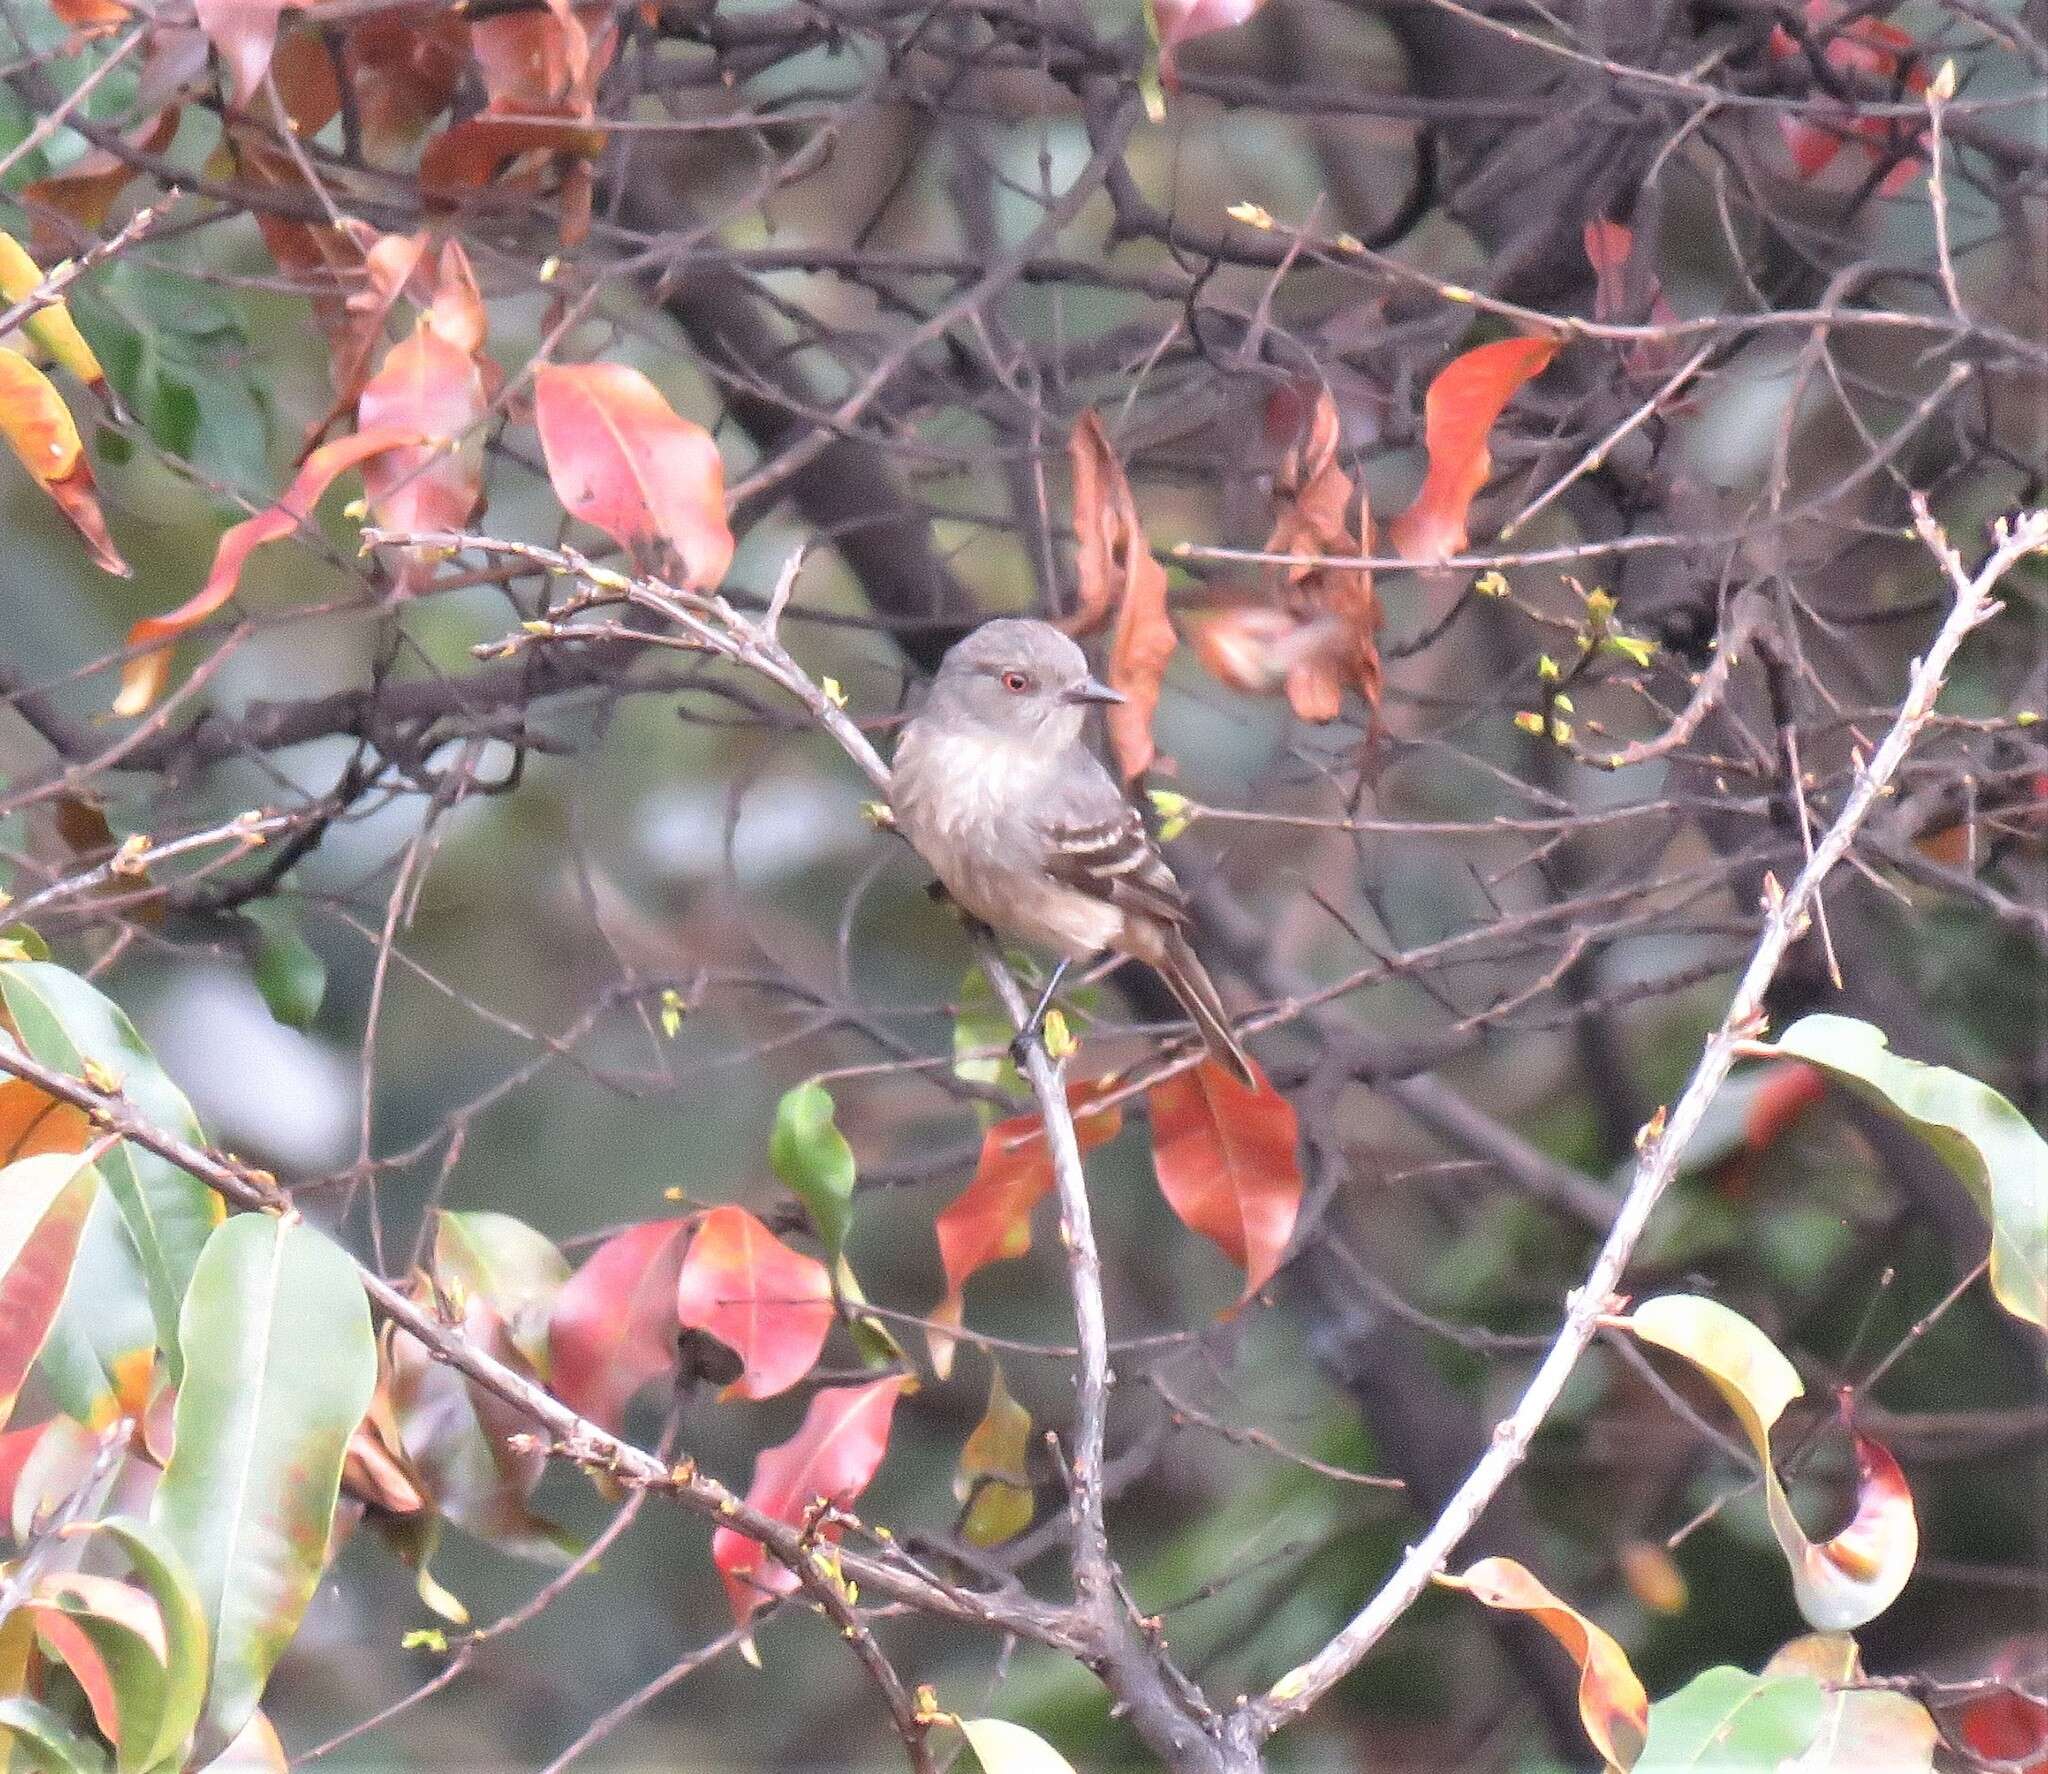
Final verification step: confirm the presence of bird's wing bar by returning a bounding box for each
[1045,806,1188,926]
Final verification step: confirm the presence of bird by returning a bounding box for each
[889,617,1257,1087]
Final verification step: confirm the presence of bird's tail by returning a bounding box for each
[1155,929,1257,1089]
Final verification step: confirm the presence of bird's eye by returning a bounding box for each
[1001,671,1030,693]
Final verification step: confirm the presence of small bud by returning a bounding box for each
[1929,57,1956,101]
[1513,710,1546,735]
[1225,201,1274,229]
[659,987,685,1039]
[1473,569,1511,598]
[820,675,847,709]
[1538,654,1561,682]
[1043,1008,1077,1061]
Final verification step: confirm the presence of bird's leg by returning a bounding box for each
[1010,958,1072,1066]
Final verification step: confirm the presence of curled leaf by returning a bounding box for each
[1438,1556,1647,1771]
[1613,1295,1917,1630]
[1065,410,1175,779]
[116,426,416,713]
[0,348,127,576]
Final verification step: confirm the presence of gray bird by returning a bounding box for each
[890,618,1256,1087]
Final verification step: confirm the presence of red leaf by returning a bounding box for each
[711,1376,908,1630]
[193,0,288,109]
[0,1156,98,1430]
[932,1086,1123,1360]
[355,249,489,592]
[342,12,468,157]
[116,426,417,714]
[674,1206,834,1402]
[1741,1061,1827,1155]
[1151,0,1264,89]
[533,361,733,588]
[1147,1058,1301,1303]
[546,1218,689,1433]
[0,347,128,577]
[1388,335,1559,563]
[1959,1689,2048,1771]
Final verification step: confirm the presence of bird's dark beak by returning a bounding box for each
[1063,676,1126,706]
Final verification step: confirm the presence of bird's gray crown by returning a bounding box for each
[936,618,1089,686]
[922,618,1096,742]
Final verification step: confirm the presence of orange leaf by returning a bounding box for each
[931,1085,1123,1373]
[546,1218,690,1433]
[1063,410,1176,778]
[0,1079,91,1165]
[469,5,611,114]
[265,25,341,133]
[1388,335,1559,562]
[533,360,733,588]
[116,426,416,713]
[674,1205,835,1402]
[711,1376,908,1630]
[193,0,289,110]
[1065,408,1123,635]
[19,110,177,251]
[0,346,128,576]
[1439,1557,1649,1771]
[418,116,607,193]
[1266,391,1379,725]
[48,0,130,25]
[1147,1057,1301,1303]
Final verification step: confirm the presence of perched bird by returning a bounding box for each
[890,618,1256,1087]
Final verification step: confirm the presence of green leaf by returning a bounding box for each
[953,969,1021,1100]
[770,1082,856,1254]
[1764,1015,2047,1339]
[959,1717,1078,1774]
[151,1215,377,1756]
[1635,1668,1824,1773]
[432,1210,568,1378]
[954,1365,1035,1548]
[0,962,224,1375]
[0,1151,98,1429]
[34,1189,157,1431]
[239,905,325,1033]
[0,1694,112,1774]
[68,1519,210,1774]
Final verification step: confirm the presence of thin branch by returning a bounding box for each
[1234,502,2040,1747]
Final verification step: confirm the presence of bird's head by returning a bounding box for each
[924,618,1123,746]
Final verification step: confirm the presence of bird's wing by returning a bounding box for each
[1042,762,1189,929]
